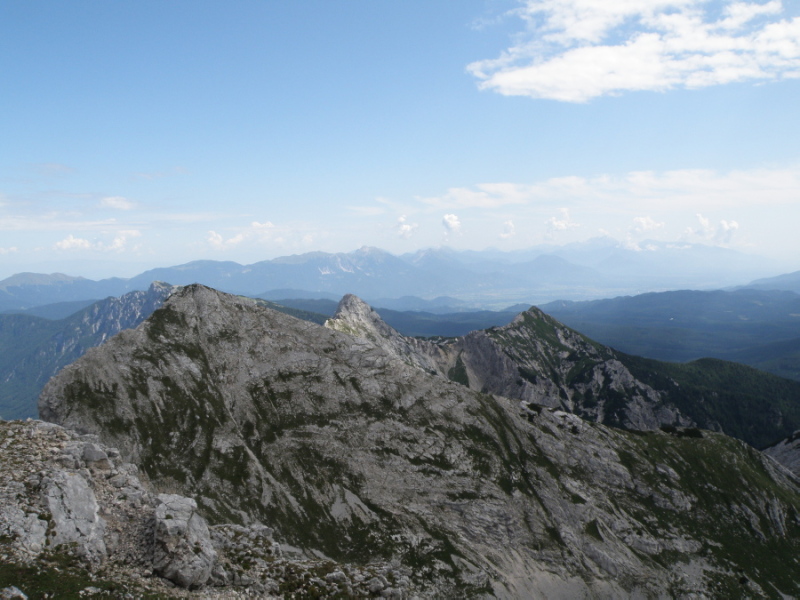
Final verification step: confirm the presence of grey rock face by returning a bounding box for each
[0,420,154,585]
[765,430,800,476]
[2,508,47,556]
[38,285,800,597]
[326,293,447,375]
[0,587,28,600]
[2,419,413,598]
[153,494,217,589]
[41,470,107,561]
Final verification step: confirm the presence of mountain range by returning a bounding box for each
[541,288,800,382]
[12,283,797,597]
[1,240,792,313]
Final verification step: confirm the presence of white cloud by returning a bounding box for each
[631,215,665,233]
[105,229,142,251]
[54,234,92,250]
[469,0,800,101]
[100,196,136,210]
[252,220,275,230]
[546,208,580,233]
[208,230,245,250]
[0,246,18,255]
[208,220,291,250]
[420,165,800,214]
[421,183,534,209]
[396,215,419,239]
[718,219,740,243]
[53,230,142,252]
[684,213,740,244]
[500,220,516,239]
[442,213,462,239]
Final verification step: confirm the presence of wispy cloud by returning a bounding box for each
[546,208,580,236]
[631,215,665,233]
[208,221,276,250]
[417,165,800,213]
[100,196,137,210]
[0,215,119,232]
[420,183,535,209]
[469,0,800,102]
[54,234,92,251]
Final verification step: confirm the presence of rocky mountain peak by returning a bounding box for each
[325,293,392,341]
[32,284,800,597]
[325,293,446,374]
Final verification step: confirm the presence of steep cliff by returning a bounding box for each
[39,285,800,597]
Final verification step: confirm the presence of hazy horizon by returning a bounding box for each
[2,1,799,280]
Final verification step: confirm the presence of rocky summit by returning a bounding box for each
[18,284,800,597]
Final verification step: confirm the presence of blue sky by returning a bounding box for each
[1,0,799,279]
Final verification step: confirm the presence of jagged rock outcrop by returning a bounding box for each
[765,430,800,477]
[36,285,800,597]
[325,293,447,374]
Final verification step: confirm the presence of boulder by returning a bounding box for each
[152,494,217,589]
[41,471,106,561]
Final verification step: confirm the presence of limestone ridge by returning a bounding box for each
[37,284,800,597]
[328,298,689,431]
[450,308,691,430]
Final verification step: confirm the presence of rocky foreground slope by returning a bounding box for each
[0,419,413,598]
[29,284,800,597]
